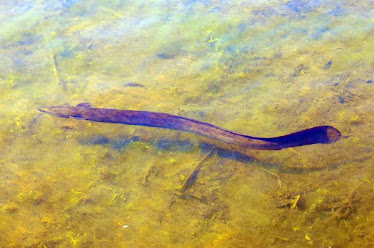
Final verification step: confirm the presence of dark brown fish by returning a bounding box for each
[38,103,341,150]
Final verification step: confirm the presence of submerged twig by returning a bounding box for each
[262,168,282,186]
[180,149,216,193]
[51,54,66,91]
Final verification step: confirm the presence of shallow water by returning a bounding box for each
[0,0,373,247]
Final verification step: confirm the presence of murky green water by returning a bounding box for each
[1,0,373,247]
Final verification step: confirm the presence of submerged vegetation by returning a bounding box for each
[0,0,374,247]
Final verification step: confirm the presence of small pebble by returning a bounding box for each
[124,82,145,87]
[156,53,175,59]
[323,59,332,70]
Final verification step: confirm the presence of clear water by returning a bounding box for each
[0,0,373,247]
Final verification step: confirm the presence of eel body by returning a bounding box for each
[38,103,341,150]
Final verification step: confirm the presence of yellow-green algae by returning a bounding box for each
[0,0,374,247]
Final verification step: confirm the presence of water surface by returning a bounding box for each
[0,0,373,247]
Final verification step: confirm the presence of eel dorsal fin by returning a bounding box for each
[77,103,91,108]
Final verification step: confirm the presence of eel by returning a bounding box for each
[38,103,341,150]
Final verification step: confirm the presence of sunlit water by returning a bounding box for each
[0,0,373,247]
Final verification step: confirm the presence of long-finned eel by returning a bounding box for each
[38,103,341,150]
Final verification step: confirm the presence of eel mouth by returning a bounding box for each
[38,106,50,114]
[37,106,59,116]
[37,106,66,117]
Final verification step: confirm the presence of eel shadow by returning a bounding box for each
[80,135,338,173]
[79,135,278,169]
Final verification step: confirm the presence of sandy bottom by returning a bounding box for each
[0,0,373,247]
